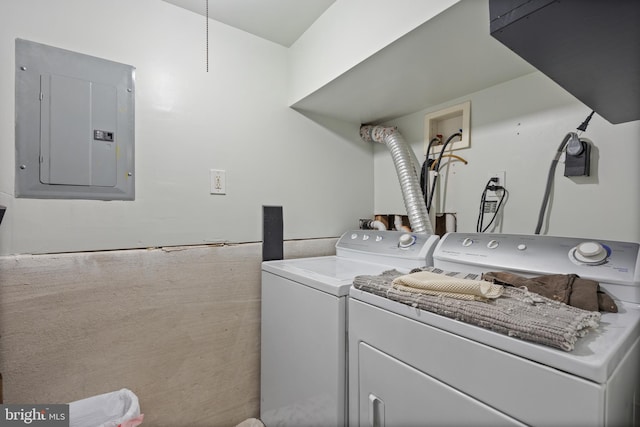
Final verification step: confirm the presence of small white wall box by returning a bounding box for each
[15,39,135,200]
[424,101,471,155]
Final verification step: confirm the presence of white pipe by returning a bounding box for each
[428,169,438,228]
[445,213,457,233]
[394,215,411,232]
[361,125,433,234]
[361,219,387,231]
[370,220,387,231]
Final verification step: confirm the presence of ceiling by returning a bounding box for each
[290,0,536,123]
[161,0,335,47]
[160,0,536,124]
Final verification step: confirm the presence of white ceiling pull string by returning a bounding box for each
[206,0,209,72]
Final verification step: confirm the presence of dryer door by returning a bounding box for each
[356,342,525,427]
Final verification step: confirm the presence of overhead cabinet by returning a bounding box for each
[489,0,640,124]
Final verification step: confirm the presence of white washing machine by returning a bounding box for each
[260,230,439,427]
[349,232,640,427]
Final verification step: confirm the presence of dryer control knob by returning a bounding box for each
[577,242,604,257]
[571,241,608,265]
[398,233,415,248]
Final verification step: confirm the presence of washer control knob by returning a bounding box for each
[362,235,370,241]
[487,240,499,249]
[517,244,527,251]
[571,241,608,265]
[462,238,473,247]
[351,233,358,239]
[375,235,383,242]
[399,233,416,248]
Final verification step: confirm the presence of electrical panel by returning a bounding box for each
[15,39,135,200]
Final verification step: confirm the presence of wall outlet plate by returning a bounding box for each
[486,171,505,200]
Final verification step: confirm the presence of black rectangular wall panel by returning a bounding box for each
[262,206,283,262]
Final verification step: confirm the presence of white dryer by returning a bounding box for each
[349,232,640,427]
[260,230,439,427]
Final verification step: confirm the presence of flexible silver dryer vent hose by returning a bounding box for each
[360,125,433,234]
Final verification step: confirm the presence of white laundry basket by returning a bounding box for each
[69,388,143,427]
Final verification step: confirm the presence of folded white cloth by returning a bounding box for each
[392,270,503,301]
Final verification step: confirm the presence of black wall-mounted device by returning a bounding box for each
[0,205,5,226]
[564,139,591,177]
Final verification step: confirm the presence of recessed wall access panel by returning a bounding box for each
[424,101,470,155]
[15,39,135,200]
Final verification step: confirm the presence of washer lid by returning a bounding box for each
[263,256,403,296]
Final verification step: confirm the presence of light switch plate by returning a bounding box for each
[210,169,226,195]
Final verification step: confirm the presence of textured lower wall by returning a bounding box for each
[0,238,337,426]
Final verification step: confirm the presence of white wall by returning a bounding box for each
[375,72,640,242]
[0,0,373,255]
[288,0,459,105]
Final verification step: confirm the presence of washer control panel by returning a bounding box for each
[434,232,640,303]
[336,230,440,269]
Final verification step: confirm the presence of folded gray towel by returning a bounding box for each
[352,267,601,352]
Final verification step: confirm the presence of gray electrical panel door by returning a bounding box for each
[15,39,135,200]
